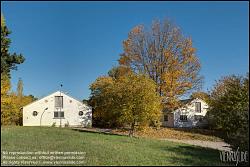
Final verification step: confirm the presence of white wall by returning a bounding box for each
[173,99,208,128]
[23,91,92,127]
[162,113,174,127]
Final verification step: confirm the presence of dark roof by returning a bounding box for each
[180,98,193,105]
[162,98,194,113]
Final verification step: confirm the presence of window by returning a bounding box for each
[33,111,38,116]
[164,115,168,121]
[195,102,201,113]
[79,111,84,116]
[180,115,188,122]
[54,111,64,118]
[55,96,63,108]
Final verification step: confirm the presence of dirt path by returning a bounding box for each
[161,138,231,151]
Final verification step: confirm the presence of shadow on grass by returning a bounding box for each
[157,144,231,166]
[71,127,131,138]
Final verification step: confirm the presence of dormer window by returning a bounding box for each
[195,102,201,113]
[55,96,63,108]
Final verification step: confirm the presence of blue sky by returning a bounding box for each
[1,1,249,100]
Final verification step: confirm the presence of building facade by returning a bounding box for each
[23,91,92,127]
[162,98,209,128]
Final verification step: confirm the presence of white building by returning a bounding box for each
[22,91,92,127]
[162,98,209,128]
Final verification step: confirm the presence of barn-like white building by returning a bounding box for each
[22,91,92,127]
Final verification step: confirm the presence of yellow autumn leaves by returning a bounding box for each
[89,69,162,135]
[1,75,35,125]
[119,19,202,111]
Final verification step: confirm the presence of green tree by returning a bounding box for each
[1,14,28,125]
[89,73,162,136]
[207,74,249,151]
[119,19,203,110]
[1,14,25,77]
[82,99,89,105]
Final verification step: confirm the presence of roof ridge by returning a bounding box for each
[22,90,85,108]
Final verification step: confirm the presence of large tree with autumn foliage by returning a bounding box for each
[119,19,203,110]
[1,77,37,125]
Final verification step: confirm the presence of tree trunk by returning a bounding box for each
[129,120,136,137]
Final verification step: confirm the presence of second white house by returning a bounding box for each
[162,98,209,128]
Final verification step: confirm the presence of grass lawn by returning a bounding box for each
[1,126,227,166]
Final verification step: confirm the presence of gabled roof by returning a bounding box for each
[22,90,86,108]
[180,98,193,105]
[163,98,206,113]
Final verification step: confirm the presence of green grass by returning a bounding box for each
[1,126,227,166]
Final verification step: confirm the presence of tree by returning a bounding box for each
[17,78,23,98]
[1,74,11,97]
[1,14,5,27]
[207,74,249,151]
[1,14,25,77]
[82,99,89,105]
[1,14,31,126]
[114,74,162,136]
[190,91,210,103]
[89,76,118,127]
[1,91,36,126]
[119,19,202,110]
[108,65,132,80]
[89,73,162,136]
[27,94,38,101]
[1,76,36,125]
[89,66,133,128]
[1,74,12,118]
